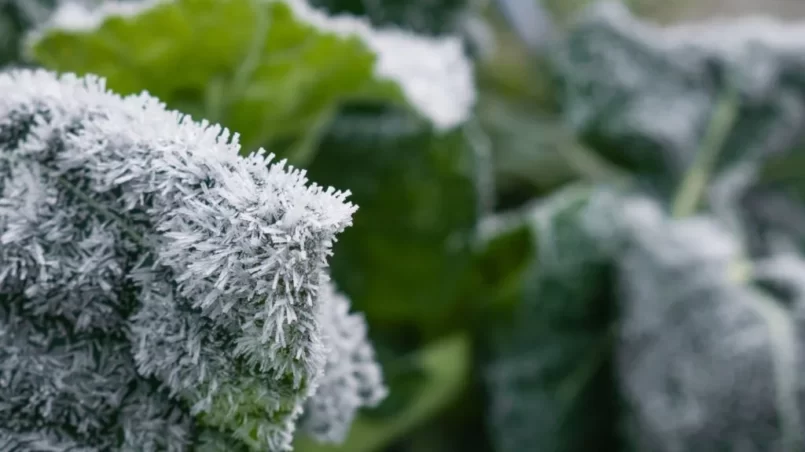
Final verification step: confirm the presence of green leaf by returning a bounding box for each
[305,107,482,331]
[309,0,468,36]
[475,92,627,204]
[28,0,474,155]
[481,184,621,452]
[476,93,575,197]
[0,0,53,67]
[606,195,805,451]
[293,333,472,452]
[553,2,805,199]
[464,205,538,321]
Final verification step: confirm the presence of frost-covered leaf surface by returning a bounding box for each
[591,194,805,452]
[27,0,484,333]
[482,183,805,452]
[28,0,475,153]
[301,279,387,443]
[554,1,805,191]
[305,107,481,329]
[481,185,621,452]
[0,68,368,451]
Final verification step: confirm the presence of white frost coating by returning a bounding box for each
[0,68,359,451]
[587,2,805,59]
[28,0,476,131]
[558,1,805,180]
[301,279,387,443]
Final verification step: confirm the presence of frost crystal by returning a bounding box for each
[300,279,387,443]
[0,68,362,450]
[28,0,476,131]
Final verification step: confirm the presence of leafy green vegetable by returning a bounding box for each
[28,0,474,156]
[476,93,575,197]
[481,185,621,452]
[600,194,805,452]
[553,2,805,197]
[29,0,483,337]
[306,107,481,331]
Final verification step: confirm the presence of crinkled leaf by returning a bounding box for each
[481,185,621,452]
[554,2,805,194]
[28,0,474,155]
[0,68,359,451]
[300,280,387,444]
[305,106,482,330]
[29,0,484,331]
[595,194,805,452]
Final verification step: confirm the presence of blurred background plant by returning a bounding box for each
[6,0,805,451]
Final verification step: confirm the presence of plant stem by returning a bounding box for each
[671,84,740,218]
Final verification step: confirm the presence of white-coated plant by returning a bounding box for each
[0,68,385,451]
[301,279,387,443]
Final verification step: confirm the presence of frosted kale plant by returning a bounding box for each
[300,279,386,443]
[0,68,385,451]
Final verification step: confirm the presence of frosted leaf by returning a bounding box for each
[285,0,475,130]
[300,279,387,443]
[29,0,476,131]
[0,426,98,452]
[0,68,360,450]
[600,196,805,452]
[481,185,619,452]
[0,301,137,448]
[117,381,194,452]
[555,1,805,188]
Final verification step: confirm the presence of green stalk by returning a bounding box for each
[671,84,740,218]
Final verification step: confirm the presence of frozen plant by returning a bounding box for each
[300,279,387,443]
[0,68,385,451]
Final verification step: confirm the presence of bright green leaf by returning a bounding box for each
[28,0,475,155]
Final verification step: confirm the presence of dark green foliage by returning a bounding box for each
[481,186,621,452]
[309,0,468,36]
[307,107,480,331]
